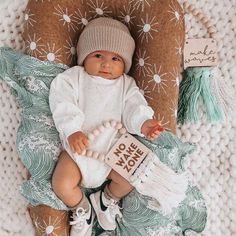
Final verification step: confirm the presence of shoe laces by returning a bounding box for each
[106,198,122,218]
[70,207,87,229]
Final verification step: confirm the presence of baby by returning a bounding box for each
[49,17,163,236]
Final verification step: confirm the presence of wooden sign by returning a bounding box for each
[184,38,218,69]
[105,133,151,181]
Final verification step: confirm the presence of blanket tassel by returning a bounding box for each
[177,67,224,124]
[130,153,188,215]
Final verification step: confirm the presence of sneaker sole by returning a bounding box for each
[89,193,116,231]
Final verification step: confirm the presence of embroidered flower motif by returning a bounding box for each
[169,99,178,119]
[24,8,36,29]
[64,36,77,65]
[146,64,168,93]
[117,5,136,29]
[53,4,78,32]
[40,43,62,62]
[32,213,68,236]
[73,8,92,29]
[137,80,153,101]
[155,113,170,130]
[170,67,180,88]
[25,33,44,57]
[87,0,112,17]
[167,0,184,28]
[175,37,183,56]
[135,49,152,76]
[137,13,159,43]
[129,0,155,12]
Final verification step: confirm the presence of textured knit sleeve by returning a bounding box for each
[49,67,85,139]
[122,75,154,136]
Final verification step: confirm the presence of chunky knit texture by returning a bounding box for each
[77,17,135,73]
[0,0,236,235]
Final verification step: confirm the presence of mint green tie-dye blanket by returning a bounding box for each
[0,47,207,235]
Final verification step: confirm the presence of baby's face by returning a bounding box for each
[84,51,125,80]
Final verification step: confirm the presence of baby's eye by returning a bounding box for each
[95,54,102,58]
[112,56,121,61]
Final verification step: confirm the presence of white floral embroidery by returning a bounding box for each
[167,0,184,28]
[32,213,68,236]
[24,8,36,28]
[169,67,180,87]
[175,37,183,56]
[73,8,92,29]
[155,113,170,129]
[117,5,136,29]
[129,0,155,12]
[146,64,168,93]
[169,99,178,119]
[64,36,77,64]
[25,33,44,57]
[40,43,62,62]
[137,80,153,101]
[137,13,159,43]
[53,4,78,32]
[87,0,112,17]
[135,49,152,76]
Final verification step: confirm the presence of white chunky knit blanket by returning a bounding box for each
[0,0,235,235]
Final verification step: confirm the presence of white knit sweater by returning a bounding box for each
[49,66,154,187]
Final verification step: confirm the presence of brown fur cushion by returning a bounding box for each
[23,0,184,132]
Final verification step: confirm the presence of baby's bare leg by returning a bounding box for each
[52,151,83,208]
[107,170,134,199]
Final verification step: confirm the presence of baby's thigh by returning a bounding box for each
[52,151,82,190]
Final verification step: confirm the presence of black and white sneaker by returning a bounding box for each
[89,190,122,231]
[70,202,94,236]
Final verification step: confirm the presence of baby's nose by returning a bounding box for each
[101,60,111,68]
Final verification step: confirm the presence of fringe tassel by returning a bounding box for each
[177,67,224,124]
[210,67,236,118]
[130,153,188,215]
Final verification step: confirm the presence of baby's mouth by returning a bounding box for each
[99,71,111,74]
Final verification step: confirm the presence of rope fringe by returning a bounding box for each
[177,67,224,124]
[130,153,188,215]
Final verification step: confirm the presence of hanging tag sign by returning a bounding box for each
[184,38,218,69]
[105,133,151,181]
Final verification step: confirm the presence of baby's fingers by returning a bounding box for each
[82,136,89,148]
[147,131,159,140]
[71,142,84,154]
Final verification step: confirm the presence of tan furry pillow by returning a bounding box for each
[23,0,184,132]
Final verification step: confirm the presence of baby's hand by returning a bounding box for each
[68,131,89,154]
[141,119,164,140]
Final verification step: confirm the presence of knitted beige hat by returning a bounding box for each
[77,17,135,73]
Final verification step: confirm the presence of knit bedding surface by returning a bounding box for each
[0,0,235,236]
